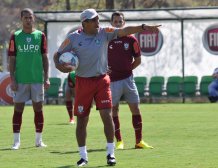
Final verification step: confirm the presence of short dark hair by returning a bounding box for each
[21,8,34,17]
[111,11,125,22]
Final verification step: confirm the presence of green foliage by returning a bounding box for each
[1,0,218,69]
[0,104,218,168]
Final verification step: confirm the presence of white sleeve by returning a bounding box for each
[103,27,119,42]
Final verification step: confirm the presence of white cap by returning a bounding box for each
[80,9,98,22]
[213,68,218,75]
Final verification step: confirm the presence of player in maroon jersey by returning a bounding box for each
[108,11,153,150]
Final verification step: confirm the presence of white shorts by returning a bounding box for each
[110,75,139,106]
[13,84,44,103]
[65,82,71,92]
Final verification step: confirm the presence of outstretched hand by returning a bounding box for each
[144,25,161,33]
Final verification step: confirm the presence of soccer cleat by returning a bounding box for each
[116,140,124,150]
[135,140,153,149]
[77,158,88,167]
[107,154,116,166]
[36,141,47,148]
[69,118,75,124]
[12,142,20,150]
[208,96,218,103]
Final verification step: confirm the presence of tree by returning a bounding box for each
[66,0,71,10]
[106,0,114,9]
[208,0,218,6]
[0,0,53,71]
[1,0,218,71]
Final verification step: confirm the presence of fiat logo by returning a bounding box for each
[203,24,218,55]
[136,30,163,56]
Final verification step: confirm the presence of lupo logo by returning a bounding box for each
[18,44,40,52]
[203,24,218,55]
[136,29,163,56]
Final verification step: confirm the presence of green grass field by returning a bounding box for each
[1,103,218,168]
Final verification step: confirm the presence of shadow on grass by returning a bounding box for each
[57,164,111,168]
[0,146,36,151]
[121,147,141,150]
[56,165,73,168]
[53,148,136,168]
[84,165,111,168]
[0,148,12,151]
[53,123,71,126]
[50,148,105,155]
[50,150,78,154]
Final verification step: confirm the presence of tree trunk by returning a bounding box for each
[66,0,71,10]
[132,0,135,8]
[106,0,114,9]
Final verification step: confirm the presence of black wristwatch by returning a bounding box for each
[141,24,146,30]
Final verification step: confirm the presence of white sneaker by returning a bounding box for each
[69,118,75,124]
[36,141,47,148]
[35,132,47,148]
[12,142,20,150]
[12,133,20,150]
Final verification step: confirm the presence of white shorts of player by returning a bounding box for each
[13,84,44,103]
[110,75,140,105]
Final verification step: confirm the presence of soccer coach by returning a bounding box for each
[53,8,160,167]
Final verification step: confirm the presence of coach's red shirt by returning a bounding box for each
[108,35,141,82]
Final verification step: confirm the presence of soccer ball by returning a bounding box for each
[59,52,79,71]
